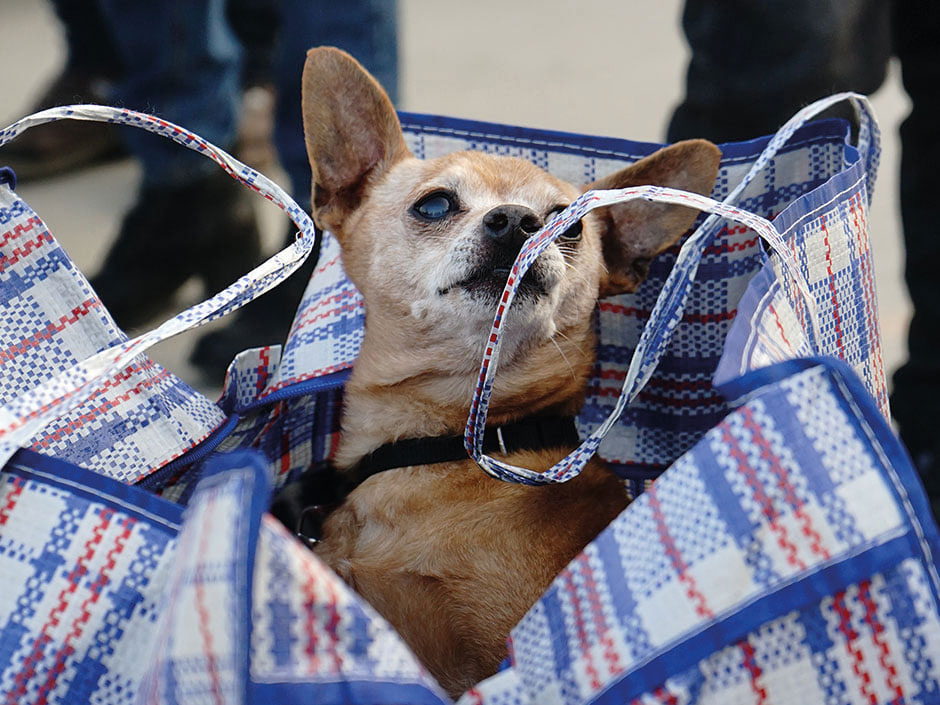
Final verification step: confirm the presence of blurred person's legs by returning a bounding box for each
[667,0,890,143]
[228,0,281,170]
[671,0,940,519]
[2,0,127,179]
[227,0,280,89]
[889,1,940,518]
[190,0,399,381]
[89,0,262,329]
[273,0,400,203]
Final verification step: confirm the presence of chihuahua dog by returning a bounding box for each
[300,47,720,697]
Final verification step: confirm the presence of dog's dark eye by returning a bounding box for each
[549,205,583,242]
[560,220,583,241]
[412,190,458,221]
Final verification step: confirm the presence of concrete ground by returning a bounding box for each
[0,0,912,400]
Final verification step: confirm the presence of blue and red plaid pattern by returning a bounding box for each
[249,519,449,703]
[212,343,346,492]
[0,105,318,476]
[0,190,226,483]
[0,450,182,705]
[254,234,364,397]
[136,452,263,704]
[718,176,888,416]
[482,359,940,705]
[137,450,450,705]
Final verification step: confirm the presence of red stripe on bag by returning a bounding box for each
[768,304,794,351]
[858,581,904,704]
[598,301,736,324]
[742,407,830,560]
[720,421,804,570]
[323,570,343,672]
[34,515,135,705]
[194,498,226,705]
[0,476,25,526]
[820,214,845,354]
[0,298,102,366]
[0,230,55,275]
[597,302,650,319]
[833,589,877,705]
[256,347,271,393]
[291,289,360,332]
[654,686,680,705]
[0,216,44,250]
[739,639,768,705]
[302,559,320,670]
[462,688,484,705]
[560,565,602,691]
[576,553,623,680]
[647,485,713,619]
[705,232,759,255]
[32,365,172,449]
[849,193,887,407]
[4,509,113,705]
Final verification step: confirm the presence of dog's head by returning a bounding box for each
[302,47,720,394]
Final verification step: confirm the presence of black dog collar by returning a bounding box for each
[349,414,581,488]
[270,415,582,547]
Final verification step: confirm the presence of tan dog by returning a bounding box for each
[302,47,720,697]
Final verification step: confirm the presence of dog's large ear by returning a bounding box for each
[587,140,721,297]
[302,47,410,234]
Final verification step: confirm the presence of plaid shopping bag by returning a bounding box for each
[137,450,450,705]
[0,171,227,483]
[0,106,446,705]
[0,446,449,704]
[0,448,183,704]
[0,105,318,485]
[0,92,917,705]
[465,358,940,705]
[715,181,887,412]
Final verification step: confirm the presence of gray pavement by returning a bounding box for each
[0,0,912,399]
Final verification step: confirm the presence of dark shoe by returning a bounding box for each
[1,68,127,181]
[188,226,322,383]
[90,170,262,330]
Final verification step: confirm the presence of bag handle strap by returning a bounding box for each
[464,186,810,484]
[0,105,317,465]
[465,92,880,485]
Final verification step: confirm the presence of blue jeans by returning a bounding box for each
[273,0,399,210]
[52,0,399,195]
[97,0,243,188]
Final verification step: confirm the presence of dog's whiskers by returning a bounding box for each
[552,329,589,362]
[550,336,577,380]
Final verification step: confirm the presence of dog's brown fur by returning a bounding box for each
[302,47,721,697]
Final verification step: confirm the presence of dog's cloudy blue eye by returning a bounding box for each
[413,191,457,220]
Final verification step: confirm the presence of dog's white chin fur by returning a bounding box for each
[409,289,559,363]
[407,252,566,365]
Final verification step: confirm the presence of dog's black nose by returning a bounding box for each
[482,205,543,250]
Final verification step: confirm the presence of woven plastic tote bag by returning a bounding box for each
[0,92,935,705]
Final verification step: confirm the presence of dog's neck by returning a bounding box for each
[333,314,596,470]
